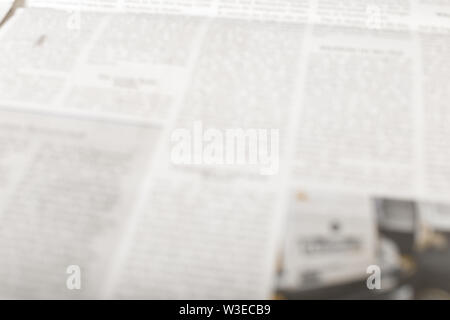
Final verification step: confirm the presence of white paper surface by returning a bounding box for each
[0,0,449,299]
[0,0,13,24]
[0,8,291,299]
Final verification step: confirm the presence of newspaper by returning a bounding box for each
[0,0,449,298]
[0,6,292,299]
[6,0,450,203]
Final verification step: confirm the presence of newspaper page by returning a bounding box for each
[22,0,446,203]
[0,109,160,299]
[0,6,299,299]
[1,0,450,300]
[289,0,450,204]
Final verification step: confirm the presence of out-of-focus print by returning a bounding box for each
[0,0,450,300]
